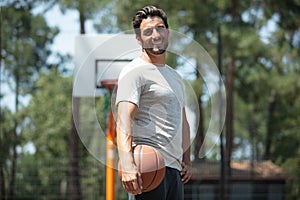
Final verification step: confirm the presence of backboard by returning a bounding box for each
[73,34,140,97]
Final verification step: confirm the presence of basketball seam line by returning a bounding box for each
[143,148,158,191]
[139,146,142,173]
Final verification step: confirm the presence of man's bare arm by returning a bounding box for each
[181,107,192,183]
[116,101,143,194]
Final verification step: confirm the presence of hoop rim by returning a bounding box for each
[100,79,118,89]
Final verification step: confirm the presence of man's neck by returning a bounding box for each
[140,50,166,66]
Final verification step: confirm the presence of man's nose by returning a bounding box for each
[152,28,161,40]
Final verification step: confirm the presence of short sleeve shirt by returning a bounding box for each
[116,57,186,170]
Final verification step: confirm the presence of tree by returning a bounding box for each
[261,2,300,198]
[0,108,14,200]
[56,1,109,199]
[22,69,71,199]
[37,0,111,198]
[1,2,58,199]
[262,0,300,159]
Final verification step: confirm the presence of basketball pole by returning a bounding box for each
[106,107,115,200]
[103,80,117,200]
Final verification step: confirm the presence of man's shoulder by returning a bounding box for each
[120,57,153,74]
[122,57,144,70]
[118,57,145,80]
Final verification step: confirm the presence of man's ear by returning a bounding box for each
[136,34,142,46]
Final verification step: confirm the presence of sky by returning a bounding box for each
[44,5,97,56]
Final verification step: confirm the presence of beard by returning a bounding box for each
[144,47,166,55]
[142,40,169,55]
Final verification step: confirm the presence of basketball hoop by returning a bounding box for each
[100,79,118,92]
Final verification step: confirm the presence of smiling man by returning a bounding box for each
[116,5,192,200]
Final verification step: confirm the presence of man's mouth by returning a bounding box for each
[152,39,163,46]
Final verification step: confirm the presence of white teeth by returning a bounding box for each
[152,40,162,45]
[153,43,162,46]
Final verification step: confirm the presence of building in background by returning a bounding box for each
[185,160,289,200]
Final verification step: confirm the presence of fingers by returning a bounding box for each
[180,162,192,184]
[122,172,143,195]
[137,173,143,191]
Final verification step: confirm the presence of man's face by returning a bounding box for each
[138,16,169,55]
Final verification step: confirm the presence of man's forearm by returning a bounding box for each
[182,107,191,163]
[116,101,138,172]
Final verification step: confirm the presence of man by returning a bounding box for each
[116,5,192,200]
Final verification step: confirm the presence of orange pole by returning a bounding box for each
[106,88,116,200]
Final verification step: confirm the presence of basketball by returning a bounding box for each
[118,145,166,192]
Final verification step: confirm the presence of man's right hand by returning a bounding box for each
[120,163,143,195]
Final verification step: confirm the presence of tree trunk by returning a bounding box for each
[225,56,234,165]
[264,89,277,160]
[79,5,86,34]
[8,72,20,200]
[231,0,239,21]
[0,136,5,200]
[7,130,17,200]
[69,7,85,199]
[0,160,4,200]
[223,1,238,199]
[0,10,5,199]
[224,56,234,200]
[70,97,81,200]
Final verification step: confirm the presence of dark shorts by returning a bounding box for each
[135,167,184,200]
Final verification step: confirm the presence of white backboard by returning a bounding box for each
[73,34,140,97]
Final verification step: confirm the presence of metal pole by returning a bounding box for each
[105,85,116,200]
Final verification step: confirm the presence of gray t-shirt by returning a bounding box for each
[116,57,186,170]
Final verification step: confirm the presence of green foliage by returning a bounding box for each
[21,69,71,198]
[55,0,110,16]
[0,108,14,162]
[14,153,44,199]
[20,69,109,199]
[25,69,72,156]
[1,4,59,94]
[280,158,300,199]
[1,2,59,199]
[263,0,300,32]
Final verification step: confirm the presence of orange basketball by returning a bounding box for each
[118,145,166,192]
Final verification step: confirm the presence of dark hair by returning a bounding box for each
[132,5,168,35]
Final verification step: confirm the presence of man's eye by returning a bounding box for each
[157,26,166,32]
[143,29,152,36]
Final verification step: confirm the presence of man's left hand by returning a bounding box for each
[180,162,192,183]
